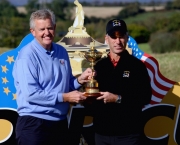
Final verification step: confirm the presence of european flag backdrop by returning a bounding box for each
[0,33,34,109]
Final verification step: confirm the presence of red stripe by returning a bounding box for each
[143,53,176,84]
[142,61,171,91]
[141,53,176,105]
[150,100,160,105]
[152,89,164,99]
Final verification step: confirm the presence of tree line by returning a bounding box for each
[0,0,180,53]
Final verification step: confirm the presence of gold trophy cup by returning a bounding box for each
[79,45,103,97]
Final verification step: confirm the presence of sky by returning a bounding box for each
[8,0,172,6]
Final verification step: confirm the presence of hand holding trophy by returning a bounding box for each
[78,43,105,98]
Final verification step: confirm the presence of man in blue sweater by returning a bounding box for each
[12,9,92,145]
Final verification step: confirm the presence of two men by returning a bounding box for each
[13,7,151,145]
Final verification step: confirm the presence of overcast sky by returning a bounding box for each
[8,0,172,6]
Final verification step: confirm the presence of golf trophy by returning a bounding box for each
[79,44,104,97]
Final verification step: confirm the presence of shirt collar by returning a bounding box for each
[108,53,119,67]
[33,38,55,56]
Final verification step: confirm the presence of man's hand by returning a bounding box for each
[97,92,118,104]
[63,91,86,103]
[77,68,95,84]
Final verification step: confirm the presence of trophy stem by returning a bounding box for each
[90,62,95,68]
[90,61,95,80]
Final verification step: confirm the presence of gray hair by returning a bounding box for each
[30,9,55,29]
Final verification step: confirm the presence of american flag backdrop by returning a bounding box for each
[127,36,176,107]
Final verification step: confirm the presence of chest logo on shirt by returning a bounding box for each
[60,59,64,65]
[123,71,130,78]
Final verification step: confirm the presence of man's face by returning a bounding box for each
[105,31,128,55]
[30,18,56,50]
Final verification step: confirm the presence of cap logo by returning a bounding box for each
[112,20,121,27]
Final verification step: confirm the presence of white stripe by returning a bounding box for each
[141,56,174,88]
[147,134,168,140]
[147,69,167,95]
[174,105,180,143]
[143,104,152,110]
[0,108,17,111]
[143,103,175,111]
[151,95,162,103]
[83,123,93,128]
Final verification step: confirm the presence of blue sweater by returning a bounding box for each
[12,39,81,121]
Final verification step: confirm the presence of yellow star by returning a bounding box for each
[2,77,9,84]
[12,93,17,100]
[1,65,8,73]
[6,56,14,64]
[3,87,11,95]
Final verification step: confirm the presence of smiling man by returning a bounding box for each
[12,9,93,145]
[84,19,152,145]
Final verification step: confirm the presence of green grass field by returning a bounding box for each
[1,43,180,82]
[139,43,180,82]
[138,43,152,54]
[151,52,180,82]
[125,10,179,24]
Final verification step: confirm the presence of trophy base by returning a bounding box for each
[83,92,101,104]
[84,87,101,97]
[84,92,101,97]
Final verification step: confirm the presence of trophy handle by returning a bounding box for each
[102,51,108,58]
[75,51,85,59]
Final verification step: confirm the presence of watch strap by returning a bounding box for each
[116,95,121,103]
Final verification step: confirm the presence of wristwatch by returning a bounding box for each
[115,95,121,103]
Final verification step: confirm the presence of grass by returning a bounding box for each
[151,52,180,82]
[138,43,152,54]
[1,44,180,82]
[0,47,12,55]
[125,10,179,24]
[138,43,180,82]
